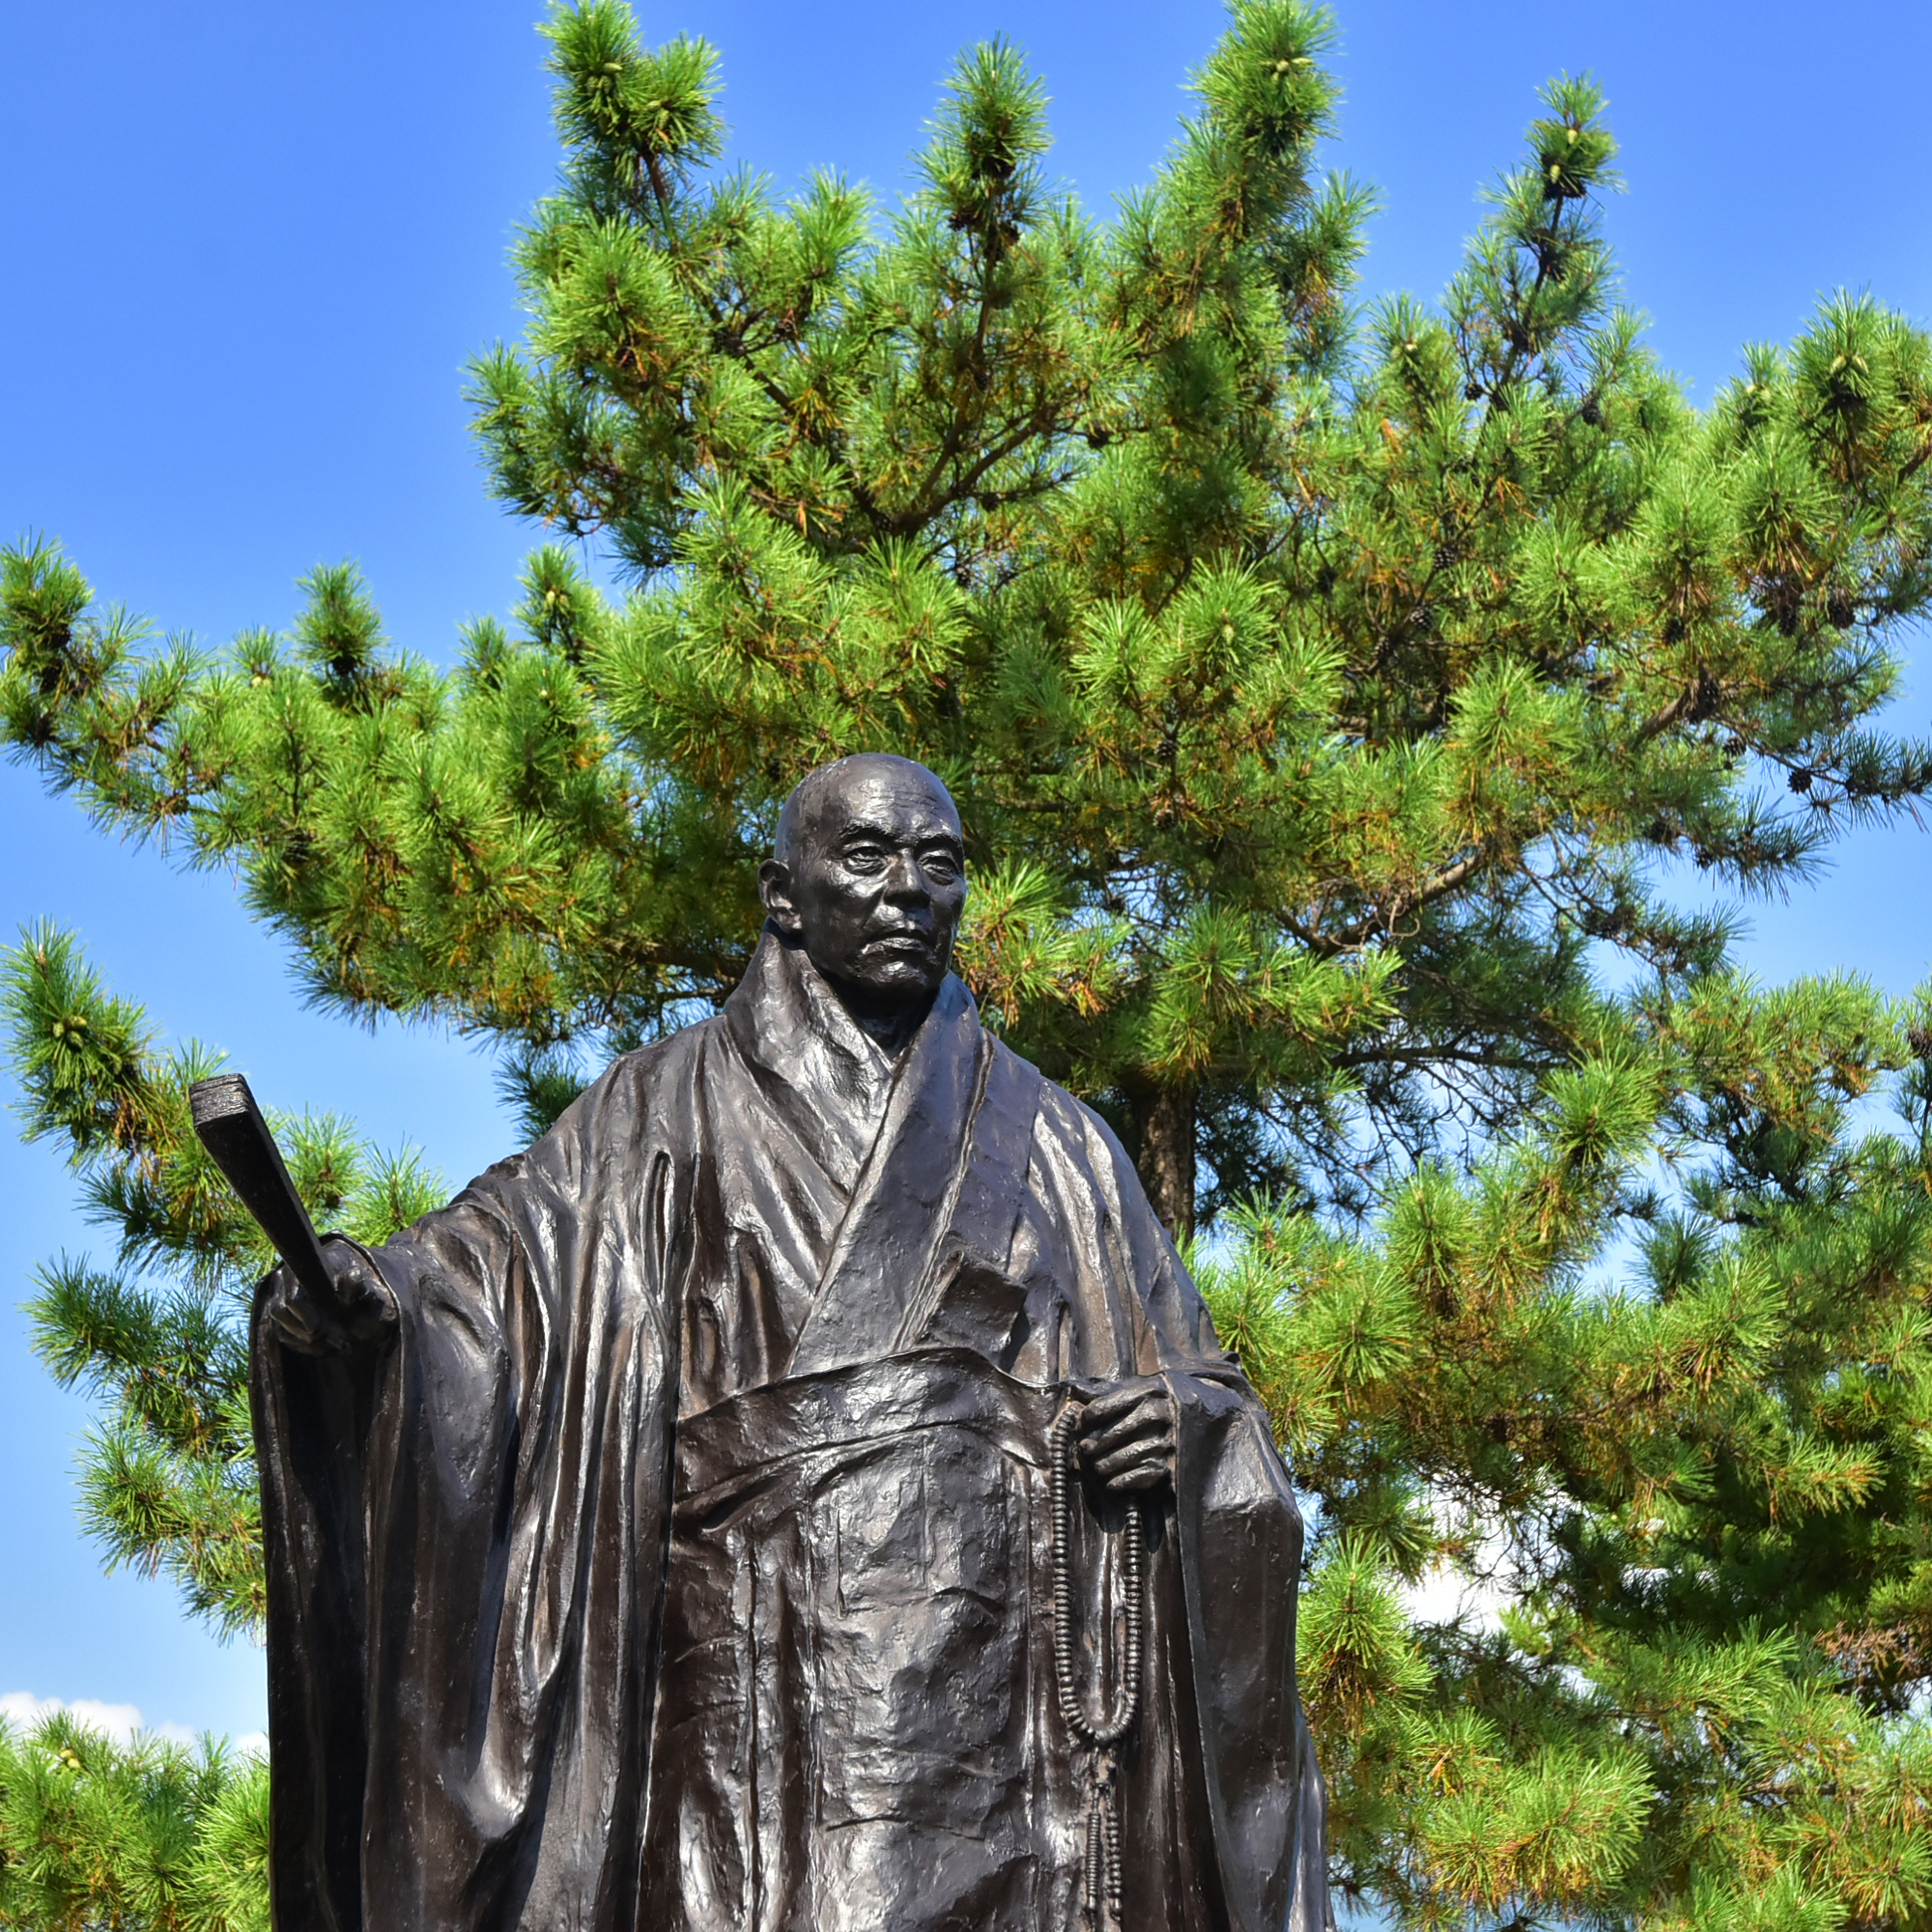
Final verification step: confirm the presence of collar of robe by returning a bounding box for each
[722,925,898,1192]
[724,928,1029,1378]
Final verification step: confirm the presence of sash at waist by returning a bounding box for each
[674,1348,1065,1521]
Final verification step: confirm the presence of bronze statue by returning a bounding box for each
[240,754,1330,1931]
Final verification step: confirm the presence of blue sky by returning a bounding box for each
[2,0,1928,1745]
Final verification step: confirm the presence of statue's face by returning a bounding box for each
[761,763,966,1006]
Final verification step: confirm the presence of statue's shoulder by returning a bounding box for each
[981,1035,1132,1177]
[436,1018,734,1217]
[507,1014,732,1163]
[583,1011,733,1108]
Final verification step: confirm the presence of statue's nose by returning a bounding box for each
[882,850,926,901]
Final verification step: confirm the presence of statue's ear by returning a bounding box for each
[758,858,802,934]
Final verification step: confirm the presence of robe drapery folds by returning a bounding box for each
[253,930,1331,1932]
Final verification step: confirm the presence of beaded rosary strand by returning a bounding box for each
[1050,1402,1145,1931]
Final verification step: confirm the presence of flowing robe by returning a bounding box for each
[253,931,1330,1932]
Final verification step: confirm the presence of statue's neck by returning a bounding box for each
[819,971,933,1060]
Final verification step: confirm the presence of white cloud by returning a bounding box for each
[0,1690,64,1731]
[1403,1559,1513,1631]
[0,1691,195,1749]
[1398,1495,1522,1634]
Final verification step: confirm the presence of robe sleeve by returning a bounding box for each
[1062,1097,1334,1932]
[250,1046,690,1932]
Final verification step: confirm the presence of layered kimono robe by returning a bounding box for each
[253,930,1330,1932]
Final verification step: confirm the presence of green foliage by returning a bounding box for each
[1200,993,1932,1925]
[0,1714,268,1931]
[2,923,444,1636]
[6,4,1932,1926]
[12,19,1929,1232]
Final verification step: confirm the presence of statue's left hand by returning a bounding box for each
[1077,1376,1176,1494]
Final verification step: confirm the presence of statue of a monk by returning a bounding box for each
[252,753,1330,1932]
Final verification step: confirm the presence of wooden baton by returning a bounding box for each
[188,1073,337,1305]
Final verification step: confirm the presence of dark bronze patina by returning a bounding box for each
[233,753,1331,1931]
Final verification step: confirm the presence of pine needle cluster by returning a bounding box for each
[0,1713,268,1931]
[2,926,444,1637]
[5,3,1932,1925]
[1201,989,1932,1924]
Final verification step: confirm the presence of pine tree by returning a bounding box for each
[6,2,1932,1925]
[0,1711,269,1931]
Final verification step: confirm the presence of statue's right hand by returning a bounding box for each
[264,1235,399,1356]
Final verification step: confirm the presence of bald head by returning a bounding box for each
[773,754,960,868]
[759,755,966,1037]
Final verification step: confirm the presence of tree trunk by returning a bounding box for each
[1130,1080,1197,1244]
